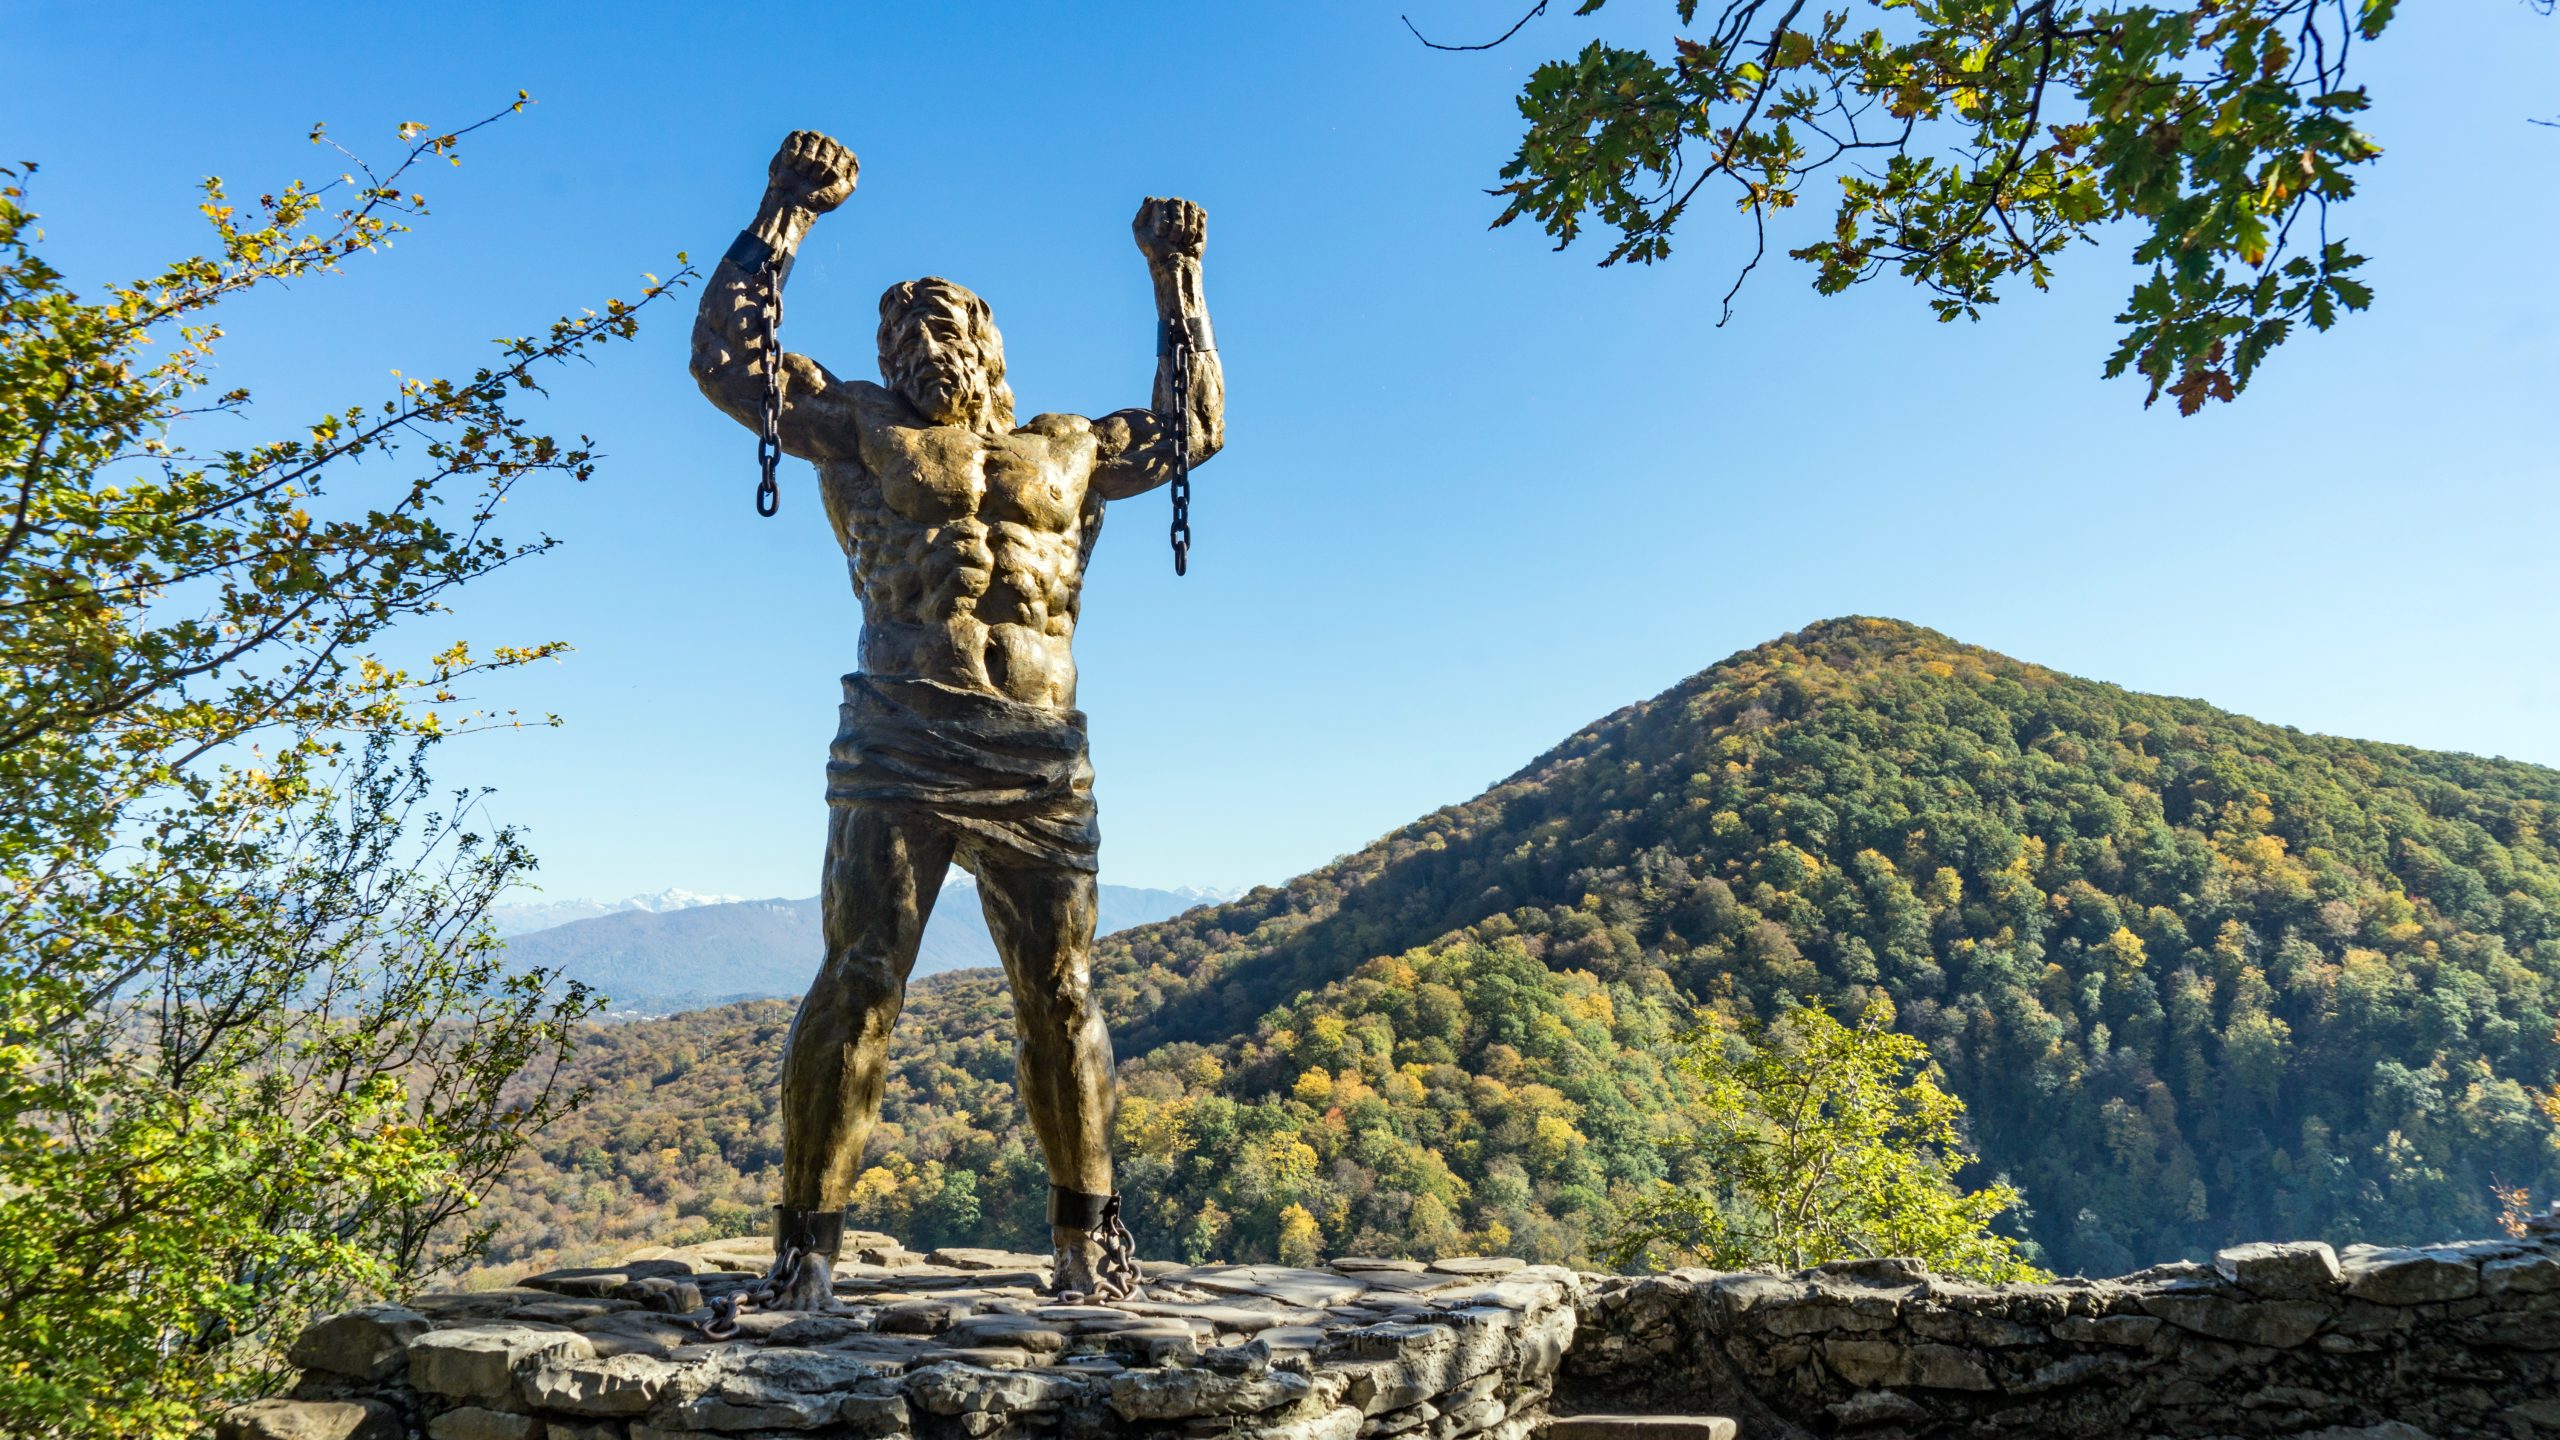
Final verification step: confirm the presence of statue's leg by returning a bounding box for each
[781,803,954,1221]
[973,856,1110,1192]
[973,855,1127,1296]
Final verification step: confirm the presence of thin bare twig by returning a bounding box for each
[1403,0,1549,51]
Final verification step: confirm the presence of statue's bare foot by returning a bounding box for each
[1047,1231,1106,1304]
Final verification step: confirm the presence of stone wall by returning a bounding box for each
[1562,1234,2560,1438]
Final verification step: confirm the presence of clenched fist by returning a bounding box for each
[1132,197,1206,265]
[765,130,859,215]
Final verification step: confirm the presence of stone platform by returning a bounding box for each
[254,1234,1579,1440]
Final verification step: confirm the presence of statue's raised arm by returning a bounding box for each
[1091,197,1226,501]
[690,131,869,461]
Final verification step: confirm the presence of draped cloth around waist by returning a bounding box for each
[824,674,1099,873]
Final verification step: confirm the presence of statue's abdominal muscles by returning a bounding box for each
[821,422,1095,710]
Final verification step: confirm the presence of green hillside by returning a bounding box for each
[471,619,2560,1279]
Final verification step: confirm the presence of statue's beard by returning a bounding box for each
[900,354,989,428]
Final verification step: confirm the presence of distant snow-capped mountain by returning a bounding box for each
[486,887,747,938]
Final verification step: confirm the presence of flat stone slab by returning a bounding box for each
[1180,1264,1371,1307]
[1343,1269,1478,1296]
[288,1305,432,1381]
[408,1325,593,1401]
[1429,1256,1527,1278]
[1116,1299,1327,1330]
[2340,1244,2482,1304]
[926,1246,1052,1271]
[519,1261,694,1298]
[1544,1419,1737,1440]
[217,1398,401,1440]
[2215,1240,2343,1298]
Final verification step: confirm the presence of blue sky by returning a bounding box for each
[7,1,2554,901]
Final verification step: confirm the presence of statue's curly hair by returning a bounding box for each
[876,278,1015,430]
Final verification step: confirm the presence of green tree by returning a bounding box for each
[1453,0,2438,411]
[0,105,688,1436]
[1610,999,2046,1279]
[1276,1202,1325,1266]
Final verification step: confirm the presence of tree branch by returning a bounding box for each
[1403,1,1549,51]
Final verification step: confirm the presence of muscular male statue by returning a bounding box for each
[690,131,1224,1306]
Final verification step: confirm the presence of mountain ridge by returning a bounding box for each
[1109,617,2554,1053]
[467,617,2560,1279]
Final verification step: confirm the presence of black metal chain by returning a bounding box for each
[694,1227,838,1339]
[698,1235,805,1339]
[1166,322,1193,576]
[754,268,784,518]
[1097,1192,1145,1299]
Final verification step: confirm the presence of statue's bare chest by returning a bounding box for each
[858,423,1087,532]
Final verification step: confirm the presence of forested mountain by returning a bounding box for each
[469,619,2560,1282]
[499,881,1218,1013]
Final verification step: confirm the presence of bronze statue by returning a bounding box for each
[690,131,1224,1307]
